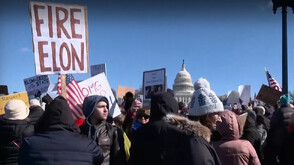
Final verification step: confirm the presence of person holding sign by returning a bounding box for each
[80,95,126,165]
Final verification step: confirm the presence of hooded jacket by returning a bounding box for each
[129,92,220,165]
[18,96,104,165]
[80,95,126,165]
[213,110,260,165]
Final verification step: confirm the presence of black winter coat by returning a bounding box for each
[0,118,28,165]
[129,92,220,165]
[18,96,104,165]
[18,125,104,165]
[263,106,294,165]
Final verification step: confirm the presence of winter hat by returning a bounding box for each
[135,108,150,118]
[82,95,109,124]
[4,99,29,120]
[189,78,224,116]
[29,99,41,107]
[280,94,290,106]
[34,96,80,133]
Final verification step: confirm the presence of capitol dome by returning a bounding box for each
[173,60,194,105]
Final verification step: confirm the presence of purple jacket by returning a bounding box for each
[213,110,260,165]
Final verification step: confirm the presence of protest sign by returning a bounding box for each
[91,63,107,77]
[0,92,30,115]
[117,85,135,99]
[227,90,240,104]
[29,1,89,75]
[256,84,282,106]
[143,68,166,108]
[0,85,8,95]
[238,85,251,105]
[78,73,120,117]
[24,75,50,98]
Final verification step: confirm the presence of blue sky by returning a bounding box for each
[1,0,294,98]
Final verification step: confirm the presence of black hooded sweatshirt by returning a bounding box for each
[18,96,104,165]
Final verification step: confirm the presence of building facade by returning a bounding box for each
[173,60,194,105]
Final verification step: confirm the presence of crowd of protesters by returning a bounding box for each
[1,77,294,165]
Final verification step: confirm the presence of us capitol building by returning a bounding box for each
[172,60,194,105]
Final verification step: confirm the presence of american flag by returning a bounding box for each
[265,68,282,92]
[57,74,85,119]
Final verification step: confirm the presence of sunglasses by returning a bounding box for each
[137,114,150,119]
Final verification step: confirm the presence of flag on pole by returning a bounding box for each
[57,74,85,119]
[265,68,282,92]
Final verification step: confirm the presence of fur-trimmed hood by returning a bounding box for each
[165,114,212,142]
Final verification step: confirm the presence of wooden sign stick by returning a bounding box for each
[61,74,67,99]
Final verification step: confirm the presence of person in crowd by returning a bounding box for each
[27,99,44,125]
[80,95,126,165]
[253,106,270,132]
[281,112,294,165]
[178,102,188,116]
[22,99,45,137]
[241,110,262,162]
[131,108,150,132]
[113,114,131,162]
[188,78,224,142]
[213,110,260,165]
[18,96,104,165]
[122,98,142,141]
[0,99,30,165]
[129,91,220,165]
[121,92,134,115]
[264,94,294,165]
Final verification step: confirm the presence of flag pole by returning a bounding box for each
[61,74,67,99]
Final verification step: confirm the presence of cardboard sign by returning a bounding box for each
[91,64,107,77]
[29,1,89,75]
[78,73,120,117]
[236,112,248,135]
[117,85,135,99]
[24,75,50,97]
[256,84,282,106]
[0,91,30,115]
[0,85,8,95]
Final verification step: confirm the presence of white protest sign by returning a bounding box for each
[91,64,107,77]
[78,73,120,117]
[238,85,251,105]
[227,90,240,104]
[29,1,89,75]
[24,75,50,97]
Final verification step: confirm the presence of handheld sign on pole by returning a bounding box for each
[29,1,89,75]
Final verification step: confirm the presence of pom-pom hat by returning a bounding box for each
[189,78,224,116]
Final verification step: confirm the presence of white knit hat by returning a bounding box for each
[189,78,224,116]
[29,99,40,107]
[4,99,30,120]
